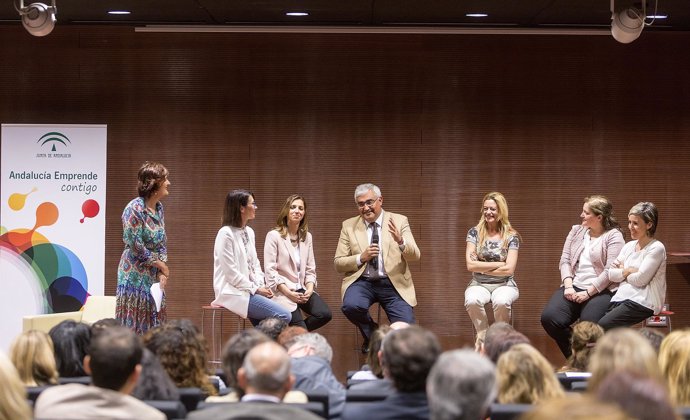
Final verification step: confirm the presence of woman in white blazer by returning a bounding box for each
[599,202,666,330]
[264,195,332,331]
[212,190,291,326]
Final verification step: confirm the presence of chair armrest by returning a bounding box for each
[22,311,82,333]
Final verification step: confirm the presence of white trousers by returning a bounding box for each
[464,279,519,335]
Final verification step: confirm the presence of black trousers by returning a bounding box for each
[540,286,613,358]
[598,299,654,330]
[289,290,332,331]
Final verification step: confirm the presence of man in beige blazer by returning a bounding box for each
[335,183,420,352]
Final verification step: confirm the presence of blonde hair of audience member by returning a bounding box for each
[560,321,604,372]
[659,329,690,406]
[496,343,564,404]
[366,325,392,378]
[9,330,59,386]
[520,395,632,420]
[0,351,32,420]
[587,328,661,393]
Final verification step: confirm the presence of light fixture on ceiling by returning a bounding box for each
[466,13,488,18]
[611,0,659,44]
[286,12,309,17]
[15,0,56,36]
[108,10,131,15]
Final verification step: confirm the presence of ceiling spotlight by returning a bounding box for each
[16,0,56,36]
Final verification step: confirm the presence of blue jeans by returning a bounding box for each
[247,294,291,326]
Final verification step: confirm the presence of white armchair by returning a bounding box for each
[22,295,117,333]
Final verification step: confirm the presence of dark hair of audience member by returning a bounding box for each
[562,321,604,372]
[485,330,530,364]
[222,329,271,394]
[88,326,142,391]
[596,370,679,420]
[256,317,289,341]
[48,320,91,377]
[367,325,392,378]
[277,326,308,349]
[131,348,180,401]
[89,318,123,339]
[143,319,216,395]
[520,395,630,420]
[381,326,441,392]
[638,327,666,354]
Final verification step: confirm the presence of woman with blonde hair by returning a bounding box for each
[496,343,564,404]
[541,195,624,358]
[9,330,58,386]
[658,329,690,406]
[587,327,661,392]
[264,194,332,331]
[0,351,32,420]
[465,192,520,338]
[559,320,604,372]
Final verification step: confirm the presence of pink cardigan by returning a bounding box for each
[559,225,625,293]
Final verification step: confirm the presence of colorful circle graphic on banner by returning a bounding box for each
[80,199,100,223]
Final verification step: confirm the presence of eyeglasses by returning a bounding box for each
[356,198,379,209]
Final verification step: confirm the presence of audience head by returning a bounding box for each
[380,326,441,392]
[256,317,289,341]
[85,326,142,393]
[658,329,690,406]
[89,318,122,339]
[222,329,271,391]
[48,319,91,377]
[567,321,604,371]
[287,333,333,363]
[596,370,678,420]
[238,341,293,398]
[277,326,308,349]
[9,330,58,386]
[584,195,619,231]
[389,321,410,330]
[628,201,658,237]
[222,189,255,228]
[496,343,564,404]
[275,194,309,241]
[367,325,392,378]
[520,395,631,420]
[137,161,169,199]
[131,348,180,401]
[638,327,665,354]
[481,321,514,355]
[427,349,496,420]
[0,351,32,420]
[588,327,661,393]
[485,330,530,364]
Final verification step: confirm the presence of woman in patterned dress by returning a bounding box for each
[464,191,521,340]
[116,161,170,335]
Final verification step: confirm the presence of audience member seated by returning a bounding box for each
[659,329,690,406]
[257,316,289,341]
[557,320,603,372]
[34,326,165,420]
[278,325,308,349]
[143,319,216,396]
[188,341,322,420]
[520,395,629,420]
[587,327,661,393]
[638,327,665,354]
[595,370,679,420]
[351,325,391,381]
[478,321,514,356]
[131,348,180,401]
[10,330,59,386]
[89,318,122,338]
[289,333,346,418]
[341,326,441,420]
[49,319,91,377]
[484,330,530,364]
[0,351,32,420]
[496,343,565,404]
[426,349,496,420]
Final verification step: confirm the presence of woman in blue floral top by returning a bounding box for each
[116,162,171,335]
[465,192,520,341]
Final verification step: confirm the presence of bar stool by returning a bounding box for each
[352,303,383,367]
[201,304,246,368]
[646,305,674,332]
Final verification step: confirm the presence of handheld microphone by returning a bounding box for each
[371,224,379,270]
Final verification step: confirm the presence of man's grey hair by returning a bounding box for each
[427,349,497,420]
[290,333,333,363]
[354,183,381,201]
[242,342,291,393]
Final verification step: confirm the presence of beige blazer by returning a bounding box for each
[212,225,265,318]
[264,230,317,312]
[334,210,420,306]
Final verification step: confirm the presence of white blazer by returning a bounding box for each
[212,225,265,318]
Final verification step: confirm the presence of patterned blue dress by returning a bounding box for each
[116,197,167,335]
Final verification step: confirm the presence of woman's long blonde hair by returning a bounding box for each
[659,329,690,406]
[475,192,519,248]
[10,330,59,386]
[0,351,32,420]
[496,343,565,404]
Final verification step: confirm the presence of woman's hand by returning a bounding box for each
[572,291,590,304]
[470,252,478,262]
[256,287,274,298]
[623,267,638,279]
[563,286,576,301]
[157,273,168,292]
[284,290,302,303]
[155,260,170,277]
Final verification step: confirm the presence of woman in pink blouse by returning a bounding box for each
[541,195,624,358]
